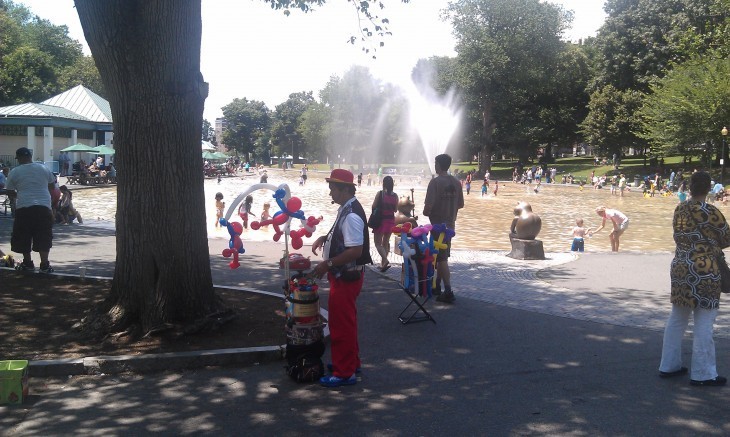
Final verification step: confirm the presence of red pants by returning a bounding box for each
[327,271,364,378]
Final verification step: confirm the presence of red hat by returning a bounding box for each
[325,168,356,186]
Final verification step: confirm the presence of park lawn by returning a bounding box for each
[455,155,691,182]
[286,154,715,184]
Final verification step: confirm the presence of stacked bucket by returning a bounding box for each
[281,255,326,382]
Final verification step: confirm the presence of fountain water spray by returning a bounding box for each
[407,85,462,175]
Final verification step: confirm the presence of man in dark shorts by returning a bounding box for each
[423,154,464,303]
[5,147,56,273]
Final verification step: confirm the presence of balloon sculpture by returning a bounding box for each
[220,218,245,269]
[221,184,319,270]
[410,224,435,297]
[394,222,455,298]
[290,216,322,250]
[429,223,455,288]
[250,188,307,242]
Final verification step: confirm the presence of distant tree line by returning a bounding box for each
[7,0,729,173]
[218,0,730,174]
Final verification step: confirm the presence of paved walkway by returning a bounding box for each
[377,249,730,337]
[4,216,730,434]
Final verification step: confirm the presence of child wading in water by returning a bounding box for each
[238,195,256,229]
[215,192,225,228]
[481,181,488,196]
[260,202,272,228]
[570,218,592,252]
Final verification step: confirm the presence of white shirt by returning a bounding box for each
[605,208,628,225]
[6,163,55,209]
[323,197,365,259]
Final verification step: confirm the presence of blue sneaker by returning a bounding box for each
[319,374,357,387]
[327,363,362,374]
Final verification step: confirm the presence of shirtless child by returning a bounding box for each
[570,218,592,252]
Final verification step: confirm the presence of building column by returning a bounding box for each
[104,131,114,147]
[26,127,36,152]
[71,129,78,148]
[43,126,54,163]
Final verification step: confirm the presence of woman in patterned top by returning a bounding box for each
[659,171,730,386]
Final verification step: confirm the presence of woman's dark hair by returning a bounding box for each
[689,171,711,197]
[383,175,394,194]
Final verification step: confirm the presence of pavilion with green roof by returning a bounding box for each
[0,85,114,166]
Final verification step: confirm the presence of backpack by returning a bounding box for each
[285,341,325,383]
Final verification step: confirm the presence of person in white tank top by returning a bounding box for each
[591,206,629,252]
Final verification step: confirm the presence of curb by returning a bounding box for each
[29,345,286,377]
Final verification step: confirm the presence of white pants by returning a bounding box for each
[659,304,718,381]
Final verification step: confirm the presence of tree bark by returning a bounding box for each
[75,0,219,331]
[480,100,495,176]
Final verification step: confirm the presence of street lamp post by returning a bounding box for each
[722,126,728,186]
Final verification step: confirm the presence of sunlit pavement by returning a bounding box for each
[372,247,730,338]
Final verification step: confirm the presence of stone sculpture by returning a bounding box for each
[508,201,545,260]
[394,195,418,227]
[509,202,542,240]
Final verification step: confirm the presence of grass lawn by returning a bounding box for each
[454,155,704,183]
[279,154,724,185]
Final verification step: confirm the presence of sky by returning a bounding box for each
[17,0,606,123]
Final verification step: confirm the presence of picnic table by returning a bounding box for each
[66,173,117,185]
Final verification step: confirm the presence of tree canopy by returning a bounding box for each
[221,98,272,159]
[270,91,315,160]
[638,56,730,157]
[443,0,576,166]
[0,0,104,104]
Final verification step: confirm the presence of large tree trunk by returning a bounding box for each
[75,0,219,332]
[480,100,495,175]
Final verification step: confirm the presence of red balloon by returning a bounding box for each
[273,214,288,225]
[287,197,302,212]
[291,239,303,250]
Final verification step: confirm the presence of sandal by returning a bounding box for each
[380,264,391,272]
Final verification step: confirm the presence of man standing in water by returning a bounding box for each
[423,154,464,303]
